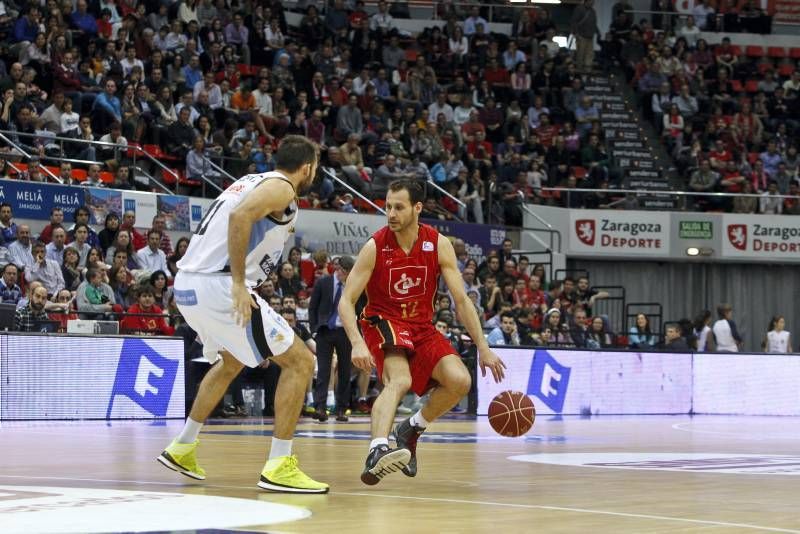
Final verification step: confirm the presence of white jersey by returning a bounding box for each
[178,171,297,287]
[766,330,790,353]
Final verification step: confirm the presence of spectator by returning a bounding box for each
[106,229,143,271]
[109,265,135,309]
[71,223,93,267]
[537,308,572,346]
[0,263,22,305]
[13,284,49,332]
[61,247,83,292]
[120,211,146,250]
[487,311,520,346]
[150,270,172,309]
[760,181,783,214]
[151,215,173,257]
[137,230,170,276]
[661,323,691,352]
[763,315,792,353]
[98,214,120,255]
[0,203,17,244]
[26,241,64,297]
[167,237,190,278]
[712,303,742,352]
[629,313,657,349]
[693,310,715,352]
[48,289,78,333]
[38,208,64,245]
[8,224,33,271]
[586,316,613,349]
[45,227,68,266]
[76,268,117,318]
[120,284,175,336]
[67,207,101,250]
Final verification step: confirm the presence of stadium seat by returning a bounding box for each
[127,142,142,159]
[99,171,114,184]
[779,63,796,77]
[45,165,60,177]
[72,168,87,181]
[757,62,773,75]
[748,152,759,165]
[731,79,744,92]
[746,46,765,58]
[768,46,786,59]
[573,166,587,179]
[790,48,800,59]
[745,79,760,92]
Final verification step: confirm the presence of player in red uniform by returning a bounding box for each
[339,179,506,485]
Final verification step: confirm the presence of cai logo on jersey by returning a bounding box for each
[388,266,428,300]
[727,224,747,250]
[526,350,571,413]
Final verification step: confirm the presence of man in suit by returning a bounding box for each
[309,255,356,422]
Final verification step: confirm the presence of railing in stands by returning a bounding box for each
[591,285,626,335]
[0,130,178,192]
[513,249,553,285]
[0,132,61,184]
[521,203,562,253]
[322,167,387,214]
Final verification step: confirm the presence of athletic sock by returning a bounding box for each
[410,410,429,429]
[358,396,367,402]
[369,437,388,452]
[176,417,203,444]
[306,392,314,405]
[269,437,293,460]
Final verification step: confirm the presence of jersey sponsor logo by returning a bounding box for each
[422,240,434,252]
[389,266,427,300]
[268,328,285,344]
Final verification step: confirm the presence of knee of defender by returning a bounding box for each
[384,376,412,395]
[293,351,316,376]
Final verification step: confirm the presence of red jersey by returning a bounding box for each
[363,224,440,325]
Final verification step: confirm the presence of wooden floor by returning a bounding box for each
[2,415,800,533]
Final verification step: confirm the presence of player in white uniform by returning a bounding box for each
[157,136,328,493]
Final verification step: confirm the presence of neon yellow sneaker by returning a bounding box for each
[257,455,329,494]
[156,439,206,480]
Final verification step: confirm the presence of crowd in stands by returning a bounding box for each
[606,3,800,213]
[0,203,183,335]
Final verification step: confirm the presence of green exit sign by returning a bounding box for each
[679,221,713,239]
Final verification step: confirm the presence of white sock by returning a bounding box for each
[358,396,367,402]
[410,410,429,429]
[369,437,388,451]
[176,417,203,444]
[326,390,335,405]
[269,437,293,460]
[306,392,313,404]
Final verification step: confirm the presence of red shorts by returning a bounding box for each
[361,318,457,396]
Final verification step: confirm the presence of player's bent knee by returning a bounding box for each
[446,369,472,397]
[384,375,412,394]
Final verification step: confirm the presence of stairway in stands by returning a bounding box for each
[582,74,677,209]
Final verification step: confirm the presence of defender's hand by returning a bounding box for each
[231,283,258,327]
[479,347,506,383]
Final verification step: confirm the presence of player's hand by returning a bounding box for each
[231,282,258,327]
[351,340,375,372]
[478,347,506,383]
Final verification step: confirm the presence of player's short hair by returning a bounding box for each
[388,179,424,204]
[275,135,319,172]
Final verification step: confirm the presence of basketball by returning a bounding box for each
[488,391,536,437]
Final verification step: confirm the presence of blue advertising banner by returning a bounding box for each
[426,220,507,262]
[0,180,85,220]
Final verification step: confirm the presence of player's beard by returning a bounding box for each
[297,162,317,195]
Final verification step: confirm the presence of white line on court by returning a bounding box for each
[0,474,797,533]
[672,422,800,441]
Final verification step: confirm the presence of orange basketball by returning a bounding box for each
[488,390,536,437]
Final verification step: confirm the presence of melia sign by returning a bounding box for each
[569,211,671,256]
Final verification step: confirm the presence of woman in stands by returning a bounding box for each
[537,308,572,347]
[693,310,715,352]
[86,247,111,284]
[110,265,134,309]
[764,316,792,354]
[150,270,172,309]
[105,229,143,272]
[587,317,613,349]
[98,213,119,255]
[61,247,83,293]
[629,313,657,350]
[167,237,189,278]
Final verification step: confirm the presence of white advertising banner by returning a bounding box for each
[121,190,158,228]
[293,210,384,256]
[189,197,215,232]
[477,348,693,416]
[693,353,800,416]
[568,210,671,256]
[721,214,800,260]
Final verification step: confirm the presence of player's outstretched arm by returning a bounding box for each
[438,235,506,383]
[228,180,295,326]
[339,238,376,371]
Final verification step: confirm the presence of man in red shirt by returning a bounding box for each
[466,130,493,158]
[483,57,510,87]
[340,179,505,486]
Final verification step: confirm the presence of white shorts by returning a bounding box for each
[174,271,295,367]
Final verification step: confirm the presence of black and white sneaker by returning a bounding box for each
[393,417,424,477]
[360,445,411,485]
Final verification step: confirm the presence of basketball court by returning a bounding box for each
[2,414,799,533]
